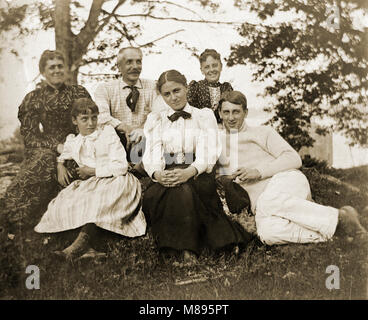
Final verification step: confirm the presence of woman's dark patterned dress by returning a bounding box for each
[187,79,233,123]
[1,83,90,228]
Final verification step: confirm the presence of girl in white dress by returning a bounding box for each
[35,98,146,260]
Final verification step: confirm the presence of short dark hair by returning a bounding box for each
[199,49,222,65]
[218,91,247,111]
[39,50,65,74]
[156,69,187,93]
[71,98,99,119]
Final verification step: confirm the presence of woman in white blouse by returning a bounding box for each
[142,70,252,265]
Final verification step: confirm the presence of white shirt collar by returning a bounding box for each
[120,78,143,89]
[76,127,101,141]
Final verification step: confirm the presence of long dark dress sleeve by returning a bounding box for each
[220,82,233,94]
[18,91,59,151]
[18,85,91,152]
[187,80,199,108]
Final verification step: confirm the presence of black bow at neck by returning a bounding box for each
[167,110,192,122]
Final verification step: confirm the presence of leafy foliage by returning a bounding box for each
[1,0,220,84]
[228,0,368,150]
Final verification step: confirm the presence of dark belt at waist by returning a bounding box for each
[164,152,196,170]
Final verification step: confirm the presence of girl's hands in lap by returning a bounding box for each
[57,163,72,187]
[76,166,96,180]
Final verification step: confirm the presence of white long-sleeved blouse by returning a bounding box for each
[143,104,221,178]
[57,124,128,178]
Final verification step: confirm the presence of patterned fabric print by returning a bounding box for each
[208,86,221,111]
[19,83,91,151]
[187,80,233,123]
[4,148,59,227]
[2,84,91,227]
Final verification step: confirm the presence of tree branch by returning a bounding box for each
[140,0,204,20]
[72,0,126,72]
[82,55,116,65]
[112,12,245,25]
[138,28,185,47]
[112,16,134,45]
[79,71,117,77]
[81,28,185,66]
[93,1,126,36]
[77,0,109,50]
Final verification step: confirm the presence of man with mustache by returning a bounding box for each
[94,47,159,163]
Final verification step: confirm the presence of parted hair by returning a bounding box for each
[199,49,222,65]
[71,98,99,119]
[156,69,187,93]
[218,91,248,111]
[39,50,65,74]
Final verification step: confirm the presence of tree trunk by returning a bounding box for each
[53,0,107,85]
[54,0,76,84]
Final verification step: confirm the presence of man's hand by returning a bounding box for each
[57,143,64,154]
[76,166,96,180]
[57,163,72,187]
[128,128,144,145]
[234,167,261,183]
[116,123,131,133]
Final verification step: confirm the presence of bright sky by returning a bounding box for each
[0,0,269,141]
[0,0,367,167]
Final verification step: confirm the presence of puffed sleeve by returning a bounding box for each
[74,85,92,99]
[192,108,222,175]
[142,112,165,178]
[94,83,121,128]
[56,134,75,163]
[187,80,199,108]
[254,127,302,179]
[18,91,58,151]
[151,94,170,113]
[222,82,233,93]
[95,125,128,177]
[147,80,160,113]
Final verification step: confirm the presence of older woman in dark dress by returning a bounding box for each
[187,49,233,123]
[1,50,91,229]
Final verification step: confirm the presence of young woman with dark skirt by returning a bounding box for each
[142,69,253,265]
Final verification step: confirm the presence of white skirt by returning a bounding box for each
[34,173,146,237]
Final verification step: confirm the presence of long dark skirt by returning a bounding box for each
[142,171,253,255]
[1,148,60,229]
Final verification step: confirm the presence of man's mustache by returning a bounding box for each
[129,69,141,73]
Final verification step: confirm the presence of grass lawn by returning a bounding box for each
[0,162,367,300]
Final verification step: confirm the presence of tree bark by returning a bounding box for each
[54,0,75,83]
[53,0,125,84]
